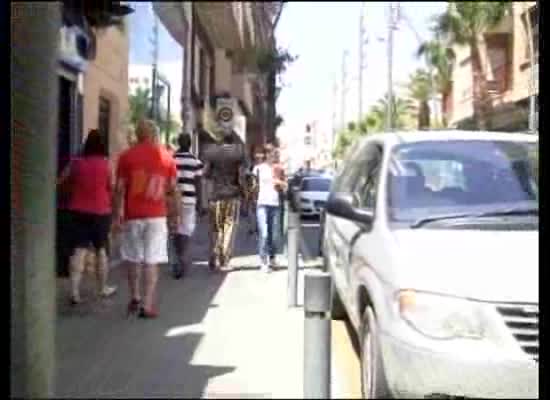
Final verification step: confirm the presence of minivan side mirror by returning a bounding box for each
[326,192,374,225]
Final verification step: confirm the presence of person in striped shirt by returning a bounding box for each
[172,133,203,279]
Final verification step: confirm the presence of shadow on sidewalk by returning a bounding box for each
[55,220,234,398]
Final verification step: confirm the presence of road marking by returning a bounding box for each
[332,320,362,398]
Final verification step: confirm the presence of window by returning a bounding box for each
[98,96,111,153]
[350,143,383,210]
[301,178,331,192]
[387,140,538,223]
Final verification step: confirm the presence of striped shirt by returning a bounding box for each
[173,151,203,205]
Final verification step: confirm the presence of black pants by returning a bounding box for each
[67,211,111,251]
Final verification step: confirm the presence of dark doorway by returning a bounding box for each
[98,96,111,154]
[57,75,77,278]
[58,77,73,176]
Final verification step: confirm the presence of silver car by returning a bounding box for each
[323,131,538,398]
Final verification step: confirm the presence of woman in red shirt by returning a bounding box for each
[58,130,117,305]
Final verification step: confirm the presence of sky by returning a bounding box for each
[127,2,448,139]
[275,2,448,145]
[128,2,184,122]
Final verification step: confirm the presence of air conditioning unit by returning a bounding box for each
[59,25,91,72]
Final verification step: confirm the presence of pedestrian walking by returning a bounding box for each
[171,133,203,280]
[253,146,287,272]
[113,119,181,319]
[243,146,264,235]
[271,148,287,246]
[57,129,117,305]
[203,131,247,272]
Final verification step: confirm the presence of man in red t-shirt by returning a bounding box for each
[114,119,180,318]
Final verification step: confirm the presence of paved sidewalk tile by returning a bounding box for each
[55,218,330,398]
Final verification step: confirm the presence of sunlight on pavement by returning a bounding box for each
[165,324,204,338]
[333,320,362,399]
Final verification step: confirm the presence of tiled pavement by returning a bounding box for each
[55,214,335,398]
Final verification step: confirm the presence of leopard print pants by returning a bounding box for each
[208,198,240,268]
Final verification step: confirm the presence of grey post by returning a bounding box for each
[304,271,332,399]
[287,196,300,307]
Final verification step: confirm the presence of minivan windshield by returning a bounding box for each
[387,140,539,224]
[301,178,331,192]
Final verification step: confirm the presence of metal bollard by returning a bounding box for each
[287,205,300,308]
[304,271,332,399]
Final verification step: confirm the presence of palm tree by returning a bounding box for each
[417,38,456,127]
[406,69,433,129]
[433,2,511,130]
[128,87,151,128]
[370,94,414,131]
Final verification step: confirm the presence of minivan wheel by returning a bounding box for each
[331,281,347,320]
[360,307,391,399]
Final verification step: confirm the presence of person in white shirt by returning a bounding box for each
[253,146,285,272]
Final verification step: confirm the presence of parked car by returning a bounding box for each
[289,169,325,209]
[323,130,538,398]
[299,176,332,217]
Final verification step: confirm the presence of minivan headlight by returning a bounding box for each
[397,290,485,340]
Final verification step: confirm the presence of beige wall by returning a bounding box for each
[83,23,129,160]
[449,2,538,126]
[214,49,233,94]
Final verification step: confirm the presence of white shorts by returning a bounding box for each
[120,217,168,265]
[177,204,197,236]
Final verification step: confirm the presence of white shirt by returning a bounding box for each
[253,163,280,206]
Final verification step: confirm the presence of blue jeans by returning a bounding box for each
[257,205,281,262]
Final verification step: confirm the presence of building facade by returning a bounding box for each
[83,24,130,159]
[446,2,538,131]
[153,2,281,159]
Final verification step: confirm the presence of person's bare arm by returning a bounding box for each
[112,175,126,231]
[166,175,182,229]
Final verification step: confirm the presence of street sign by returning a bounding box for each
[216,97,235,132]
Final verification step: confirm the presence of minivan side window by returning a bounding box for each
[352,144,383,211]
[332,142,364,193]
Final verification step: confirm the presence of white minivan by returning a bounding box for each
[323,130,538,398]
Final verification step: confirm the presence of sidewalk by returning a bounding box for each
[56,215,324,398]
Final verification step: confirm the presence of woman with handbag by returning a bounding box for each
[57,129,117,305]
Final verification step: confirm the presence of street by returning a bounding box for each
[55,212,361,398]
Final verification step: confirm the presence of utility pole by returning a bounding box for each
[331,77,338,150]
[386,2,399,132]
[150,14,159,121]
[358,3,367,123]
[340,50,349,130]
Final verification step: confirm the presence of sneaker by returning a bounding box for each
[127,299,141,317]
[260,261,270,273]
[269,257,279,269]
[70,296,82,306]
[139,307,158,319]
[100,286,117,298]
